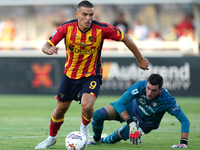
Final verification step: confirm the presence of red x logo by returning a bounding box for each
[31,63,53,88]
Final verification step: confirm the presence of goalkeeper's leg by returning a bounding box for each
[102,128,122,143]
[91,107,109,142]
[103,124,129,144]
[103,124,144,144]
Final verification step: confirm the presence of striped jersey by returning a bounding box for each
[48,19,124,79]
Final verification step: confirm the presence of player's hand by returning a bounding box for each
[137,57,149,70]
[129,122,140,145]
[48,46,59,55]
[172,144,187,148]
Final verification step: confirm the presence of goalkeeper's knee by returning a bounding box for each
[92,107,109,123]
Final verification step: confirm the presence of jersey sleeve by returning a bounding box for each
[114,81,144,115]
[47,24,67,46]
[126,81,145,94]
[164,92,190,133]
[114,91,134,115]
[175,109,190,133]
[164,92,182,116]
[103,24,124,41]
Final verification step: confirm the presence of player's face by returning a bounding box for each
[146,82,161,100]
[75,7,94,31]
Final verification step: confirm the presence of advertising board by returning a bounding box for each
[0,57,199,96]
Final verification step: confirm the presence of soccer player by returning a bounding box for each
[90,74,190,148]
[35,1,149,149]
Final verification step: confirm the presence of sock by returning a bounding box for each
[91,108,109,141]
[48,135,57,139]
[49,115,64,137]
[103,129,121,144]
[81,113,92,126]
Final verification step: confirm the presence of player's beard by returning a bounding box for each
[147,94,153,100]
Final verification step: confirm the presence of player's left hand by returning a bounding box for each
[172,144,187,148]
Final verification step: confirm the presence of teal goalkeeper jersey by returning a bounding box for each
[114,80,182,131]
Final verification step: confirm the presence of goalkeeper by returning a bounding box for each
[90,74,190,148]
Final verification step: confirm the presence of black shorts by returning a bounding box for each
[55,73,102,102]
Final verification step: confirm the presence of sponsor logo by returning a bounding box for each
[138,104,156,116]
[138,105,149,116]
[68,46,96,55]
[172,104,180,112]
[73,35,79,38]
[138,97,146,106]
[101,62,191,91]
[79,42,88,47]
[60,93,65,98]
[68,46,74,51]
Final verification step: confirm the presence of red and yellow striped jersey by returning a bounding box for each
[48,19,124,79]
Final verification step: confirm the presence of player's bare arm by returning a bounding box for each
[122,33,149,70]
[119,110,131,121]
[42,41,59,55]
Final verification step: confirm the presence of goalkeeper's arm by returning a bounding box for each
[172,110,190,148]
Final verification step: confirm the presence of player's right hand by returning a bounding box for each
[137,57,149,70]
[48,46,59,55]
[129,122,140,145]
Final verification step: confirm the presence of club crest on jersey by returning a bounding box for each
[152,102,157,107]
[131,89,138,95]
[89,36,94,42]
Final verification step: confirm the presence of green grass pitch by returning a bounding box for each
[0,95,199,150]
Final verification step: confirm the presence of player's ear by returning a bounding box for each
[75,11,78,18]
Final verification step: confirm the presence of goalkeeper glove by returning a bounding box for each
[172,138,188,148]
[126,117,140,145]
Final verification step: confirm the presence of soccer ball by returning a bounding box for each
[65,131,87,150]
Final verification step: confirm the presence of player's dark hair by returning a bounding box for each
[147,74,163,89]
[78,1,94,9]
